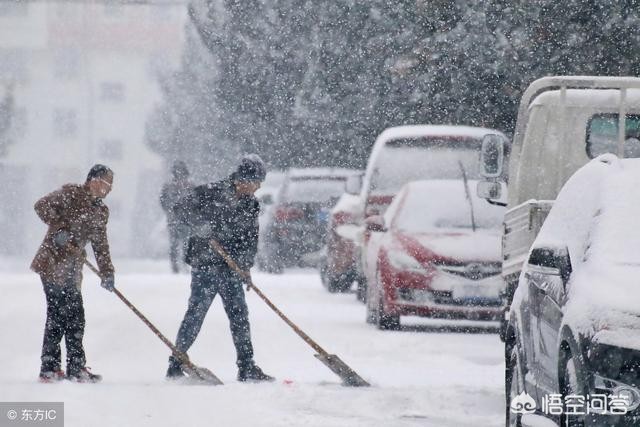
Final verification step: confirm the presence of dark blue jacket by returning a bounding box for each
[176,178,260,271]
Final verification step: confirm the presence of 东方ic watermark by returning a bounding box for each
[0,403,63,427]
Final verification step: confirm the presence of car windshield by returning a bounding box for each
[283,177,346,203]
[370,137,481,194]
[392,180,505,233]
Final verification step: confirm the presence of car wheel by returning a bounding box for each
[356,277,367,303]
[375,284,400,330]
[505,344,523,427]
[328,271,355,293]
[365,283,378,324]
[319,260,330,289]
[560,348,588,427]
[262,250,284,274]
[376,300,400,330]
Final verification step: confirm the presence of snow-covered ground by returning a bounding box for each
[0,260,505,426]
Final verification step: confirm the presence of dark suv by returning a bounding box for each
[260,168,358,273]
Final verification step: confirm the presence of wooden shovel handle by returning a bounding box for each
[83,260,193,368]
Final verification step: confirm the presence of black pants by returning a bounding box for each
[40,279,86,375]
[169,265,255,371]
[168,224,187,273]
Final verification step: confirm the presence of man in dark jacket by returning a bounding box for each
[160,160,193,273]
[31,164,116,383]
[167,155,274,382]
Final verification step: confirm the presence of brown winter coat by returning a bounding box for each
[30,183,115,287]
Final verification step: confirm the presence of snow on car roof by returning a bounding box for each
[286,167,361,178]
[531,88,640,109]
[376,125,506,143]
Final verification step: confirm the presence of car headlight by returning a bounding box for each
[388,250,426,273]
[613,385,640,412]
[593,374,640,413]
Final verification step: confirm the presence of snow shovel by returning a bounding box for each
[83,260,223,385]
[209,239,370,387]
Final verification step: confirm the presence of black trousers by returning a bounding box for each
[168,223,187,273]
[40,278,86,374]
[169,265,255,371]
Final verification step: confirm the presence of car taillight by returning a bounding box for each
[332,211,353,226]
[274,206,304,222]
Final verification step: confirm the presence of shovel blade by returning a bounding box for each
[182,363,224,386]
[314,353,370,387]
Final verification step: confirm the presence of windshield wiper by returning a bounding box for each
[458,161,477,232]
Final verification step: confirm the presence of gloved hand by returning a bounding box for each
[52,230,72,248]
[194,223,214,239]
[101,275,115,292]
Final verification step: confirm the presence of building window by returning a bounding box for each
[53,108,77,138]
[0,50,28,83]
[103,2,123,17]
[10,107,27,138]
[0,2,28,16]
[100,82,125,103]
[147,51,171,77]
[99,139,123,160]
[150,5,171,21]
[53,49,80,80]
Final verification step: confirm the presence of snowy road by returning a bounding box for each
[1,261,505,426]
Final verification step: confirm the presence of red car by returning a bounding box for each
[357,125,508,304]
[364,180,506,330]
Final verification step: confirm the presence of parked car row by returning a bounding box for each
[307,76,640,426]
[256,76,640,426]
[317,125,510,329]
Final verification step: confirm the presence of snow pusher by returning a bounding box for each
[84,260,223,385]
[210,239,370,387]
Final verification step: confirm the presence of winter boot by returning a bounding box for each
[66,367,102,383]
[39,369,65,383]
[237,364,275,383]
[166,357,185,379]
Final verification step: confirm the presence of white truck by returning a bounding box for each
[477,75,640,340]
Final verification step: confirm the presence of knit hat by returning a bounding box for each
[233,154,266,182]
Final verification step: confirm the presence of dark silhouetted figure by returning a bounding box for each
[160,161,193,273]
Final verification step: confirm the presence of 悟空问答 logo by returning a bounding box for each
[511,392,537,414]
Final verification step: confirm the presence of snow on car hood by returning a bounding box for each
[412,230,501,262]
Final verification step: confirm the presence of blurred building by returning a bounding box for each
[0,1,187,258]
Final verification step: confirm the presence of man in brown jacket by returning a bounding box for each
[31,164,116,383]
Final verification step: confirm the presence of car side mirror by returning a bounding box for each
[259,194,273,205]
[477,181,502,200]
[365,215,386,233]
[480,134,505,178]
[527,246,572,285]
[345,174,363,195]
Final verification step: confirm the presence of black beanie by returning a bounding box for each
[234,154,266,182]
